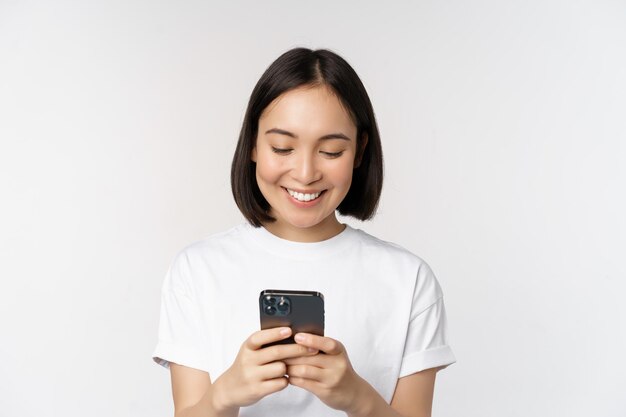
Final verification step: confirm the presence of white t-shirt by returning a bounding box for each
[152,222,456,416]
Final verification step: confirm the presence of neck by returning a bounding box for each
[262,216,346,243]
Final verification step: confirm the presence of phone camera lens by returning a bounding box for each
[277,301,289,312]
[265,305,276,315]
[264,296,276,306]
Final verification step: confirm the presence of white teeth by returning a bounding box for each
[287,188,322,202]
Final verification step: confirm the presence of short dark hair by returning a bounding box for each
[231,47,384,227]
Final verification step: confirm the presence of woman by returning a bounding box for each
[153,47,456,417]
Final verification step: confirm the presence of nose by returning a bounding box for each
[290,150,322,185]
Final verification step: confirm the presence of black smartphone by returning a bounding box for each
[259,289,325,348]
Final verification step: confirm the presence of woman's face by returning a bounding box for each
[251,85,362,242]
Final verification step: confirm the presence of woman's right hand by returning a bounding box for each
[210,327,319,413]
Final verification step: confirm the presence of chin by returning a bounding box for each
[281,216,328,230]
[287,220,323,229]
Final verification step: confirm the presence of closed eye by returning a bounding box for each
[271,147,292,155]
[321,151,344,158]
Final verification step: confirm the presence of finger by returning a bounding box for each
[286,364,324,382]
[258,361,287,380]
[294,333,344,355]
[289,375,322,393]
[259,377,289,396]
[246,327,291,350]
[283,354,332,367]
[257,343,318,365]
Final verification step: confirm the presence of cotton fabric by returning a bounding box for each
[153,222,456,416]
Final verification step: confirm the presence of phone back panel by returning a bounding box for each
[259,289,324,346]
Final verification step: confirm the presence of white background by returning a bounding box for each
[1,1,625,416]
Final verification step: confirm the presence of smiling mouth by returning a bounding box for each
[283,187,326,202]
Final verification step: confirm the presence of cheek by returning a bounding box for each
[327,160,355,188]
[255,154,286,183]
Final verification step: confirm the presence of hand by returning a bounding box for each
[284,333,369,414]
[212,327,319,412]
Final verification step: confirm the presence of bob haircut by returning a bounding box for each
[231,47,384,227]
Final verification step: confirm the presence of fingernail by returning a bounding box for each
[280,328,291,336]
[294,333,305,342]
[308,348,317,353]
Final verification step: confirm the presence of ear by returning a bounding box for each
[354,132,369,168]
[251,146,257,163]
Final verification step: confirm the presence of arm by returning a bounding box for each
[390,367,440,417]
[348,366,441,417]
[170,363,237,417]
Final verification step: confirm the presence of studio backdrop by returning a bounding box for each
[1,1,624,416]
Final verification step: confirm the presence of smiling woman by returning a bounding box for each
[251,85,364,242]
[230,49,383,234]
[152,47,456,417]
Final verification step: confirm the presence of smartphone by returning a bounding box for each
[259,289,325,348]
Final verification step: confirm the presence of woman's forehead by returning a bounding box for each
[259,86,356,134]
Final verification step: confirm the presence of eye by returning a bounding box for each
[271,147,292,155]
[321,151,344,158]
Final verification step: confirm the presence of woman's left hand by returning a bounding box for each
[284,333,371,414]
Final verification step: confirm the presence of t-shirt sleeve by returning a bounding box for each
[398,261,456,378]
[152,250,211,373]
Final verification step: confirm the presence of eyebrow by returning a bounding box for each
[265,127,351,141]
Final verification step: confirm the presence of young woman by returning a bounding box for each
[153,47,456,417]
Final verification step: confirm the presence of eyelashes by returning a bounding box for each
[271,147,344,158]
[320,151,343,158]
[271,147,291,154]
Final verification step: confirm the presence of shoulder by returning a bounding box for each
[182,223,248,252]
[351,227,443,300]
[172,223,250,264]
[162,223,249,292]
[350,226,428,269]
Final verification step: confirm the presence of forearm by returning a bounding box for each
[176,383,239,417]
[346,380,408,417]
